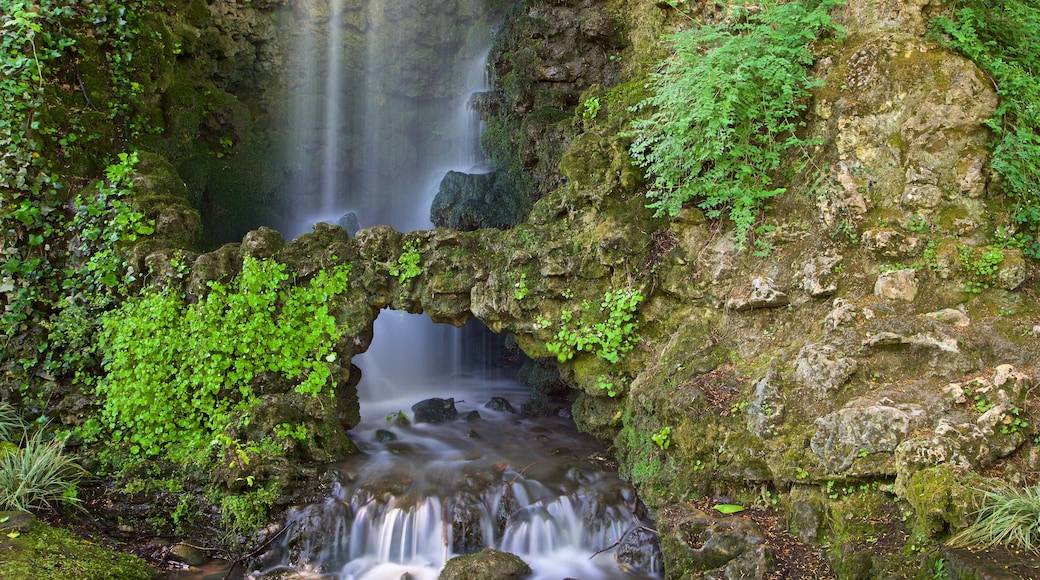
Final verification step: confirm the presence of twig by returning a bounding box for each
[589,524,657,559]
[73,60,97,111]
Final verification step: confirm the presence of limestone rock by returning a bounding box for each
[725,277,789,311]
[811,397,929,473]
[874,268,918,301]
[791,342,858,399]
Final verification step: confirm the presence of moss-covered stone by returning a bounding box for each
[0,513,153,580]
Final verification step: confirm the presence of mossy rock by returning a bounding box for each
[439,548,532,580]
[0,513,153,580]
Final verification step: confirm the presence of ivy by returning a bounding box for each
[628,0,845,248]
[93,257,352,462]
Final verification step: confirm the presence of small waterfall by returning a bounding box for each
[248,397,662,579]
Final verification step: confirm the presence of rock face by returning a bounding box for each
[431,170,523,230]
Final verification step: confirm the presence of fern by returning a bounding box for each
[629,0,844,248]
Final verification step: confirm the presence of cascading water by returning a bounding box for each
[257,1,664,578]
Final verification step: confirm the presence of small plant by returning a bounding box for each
[948,483,1040,554]
[795,467,809,480]
[582,96,601,120]
[1001,408,1029,435]
[651,426,672,450]
[513,271,528,300]
[905,214,930,233]
[545,287,643,364]
[597,375,618,397]
[0,403,25,442]
[387,239,423,285]
[0,430,86,512]
[958,245,1004,294]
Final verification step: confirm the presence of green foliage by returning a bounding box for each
[596,375,618,397]
[219,482,280,542]
[651,426,672,450]
[94,257,351,462]
[949,483,1040,554]
[957,245,1005,294]
[0,518,152,580]
[934,2,1040,258]
[513,271,529,300]
[546,288,643,364]
[0,403,26,442]
[582,97,601,120]
[0,429,86,512]
[628,0,844,248]
[387,239,423,285]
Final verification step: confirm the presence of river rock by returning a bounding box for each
[411,398,459,424]
[485,397,517,414]
[439,548,532,580]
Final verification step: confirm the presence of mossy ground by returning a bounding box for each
[0,512,154,580]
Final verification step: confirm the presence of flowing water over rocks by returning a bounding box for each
[246,377,662,579]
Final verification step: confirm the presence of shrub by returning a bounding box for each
[949,484,1040,553]
[628,0,844,248]
[0,430,86,512]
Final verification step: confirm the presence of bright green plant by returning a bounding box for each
[0,430,86,512]
[651,426,672,450]
[546,287,643,364]
[219,482,280,542]
[596,375,618,397]
[958,245,1004,294]
[628,0,844,248]
[949,483,1040,553]
[933,2,1040,259]
[387,239,423,285]
[94,257,351,462]
[582,96,601,120]
[513,271,529,300]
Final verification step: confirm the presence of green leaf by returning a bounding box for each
[714,504,745,514]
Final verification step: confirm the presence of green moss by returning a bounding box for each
[904,465,980,540]
[0,514,152,580]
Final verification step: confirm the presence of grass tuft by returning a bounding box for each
[948,484,1040,554]
[0,429,87,512]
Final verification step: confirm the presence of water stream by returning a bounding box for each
[246,1,664,577]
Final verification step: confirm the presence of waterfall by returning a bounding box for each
[262,1,663,578]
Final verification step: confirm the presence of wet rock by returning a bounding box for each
[439,548,532,580]
[411,398,458,424]
[615,525,664,576]
[464,410,482,422]
[485,397,517,414]
[169,544,208,566]
[375,429,397,443]
[431,170,522,231]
